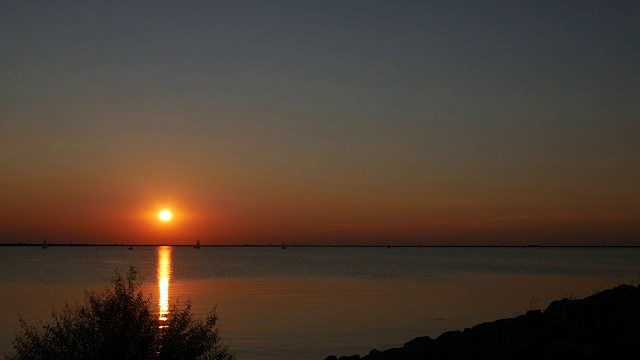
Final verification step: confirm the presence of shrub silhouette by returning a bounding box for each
[6,267,234,360]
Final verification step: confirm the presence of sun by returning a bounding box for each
[158,210,172,222]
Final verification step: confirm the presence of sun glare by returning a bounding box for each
[159,210,172,222]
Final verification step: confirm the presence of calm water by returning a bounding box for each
[1,246,639,359]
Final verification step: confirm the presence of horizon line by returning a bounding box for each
[1,243,638,248]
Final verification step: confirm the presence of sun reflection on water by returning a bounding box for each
[157,246,172,322]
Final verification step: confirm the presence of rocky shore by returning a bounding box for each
[325,284,640,360]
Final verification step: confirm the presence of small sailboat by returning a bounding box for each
[128,246,133,250]
[194,239,201,249]
[42,239,48,249]
[281,241,286,249]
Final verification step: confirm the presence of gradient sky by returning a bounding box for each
[1,1,639,245]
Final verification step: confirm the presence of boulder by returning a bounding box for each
[327,285,640,360]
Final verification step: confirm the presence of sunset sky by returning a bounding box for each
[1,1,638,246]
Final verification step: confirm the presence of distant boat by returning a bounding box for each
[42,240,48,249]
[194,239,201,249]
[281,241,286,249]
[128,246,133,250]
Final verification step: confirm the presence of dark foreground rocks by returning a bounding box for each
[325,284,640,360]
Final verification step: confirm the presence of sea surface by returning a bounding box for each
[1,246,639,359]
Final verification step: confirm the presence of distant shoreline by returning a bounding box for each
[1,243,639,248]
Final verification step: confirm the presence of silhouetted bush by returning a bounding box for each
[6,267,234,360]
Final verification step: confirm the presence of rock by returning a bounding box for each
[544,299,569,323]
[610,330,640,359]
[447,343,489,360]
[337,355,361,360]
[579,343,597,359]
[544,339,578,358]
[361,349,388,360]
[327,285,640,360]
[435,330,461,342]
[402,336,432,348]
